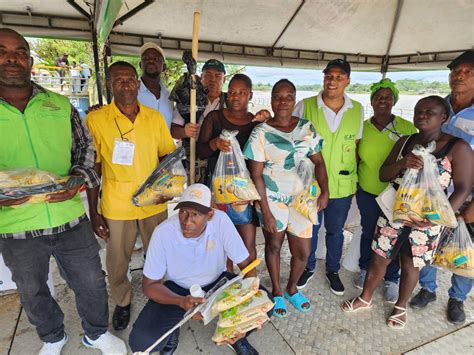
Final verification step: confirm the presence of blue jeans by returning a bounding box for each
[419,265,473,302]
[0,220,108,343]
[356,188,400,282]
[306,196,352,273]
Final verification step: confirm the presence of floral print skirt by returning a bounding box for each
[372,213,444,268]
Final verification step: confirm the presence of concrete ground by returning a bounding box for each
[1,199,473,354]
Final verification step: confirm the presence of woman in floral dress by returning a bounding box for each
[244,79,329,317]
[341,96,472,329]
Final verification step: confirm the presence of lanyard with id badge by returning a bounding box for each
[112,117,135,166]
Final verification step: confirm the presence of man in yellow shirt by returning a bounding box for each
[86,61,176,331]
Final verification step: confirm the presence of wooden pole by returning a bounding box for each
[189,11,200,184]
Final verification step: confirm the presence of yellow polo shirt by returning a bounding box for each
[86,101,176,220]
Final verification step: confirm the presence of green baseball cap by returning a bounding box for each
[202,59,226,74]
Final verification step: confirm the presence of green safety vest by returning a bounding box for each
[0,89,85,234]
[303,96,362,198]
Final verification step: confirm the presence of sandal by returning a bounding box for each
[284,291,312,313]
[341,296,373,313]
[272,296,288,318]
[387,306,407,329]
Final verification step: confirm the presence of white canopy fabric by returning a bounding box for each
[1,0,473,71]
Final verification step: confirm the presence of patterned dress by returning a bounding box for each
[372,137,456,268]
[243,118,324,238]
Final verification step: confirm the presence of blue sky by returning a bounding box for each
[243,66,450,85]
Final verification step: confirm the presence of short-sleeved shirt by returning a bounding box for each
[143,210,249,288]
[358,116,417,195]
[86,101,176,220]
[172,96,226,127]
[293,92,364,139]
[243,118,323,204]
[443,96,474,149]
[138,79,174,129]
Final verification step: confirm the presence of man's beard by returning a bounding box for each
[0,66,30,87]
[144,69,160,78]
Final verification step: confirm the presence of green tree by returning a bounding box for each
[30,38,93,68]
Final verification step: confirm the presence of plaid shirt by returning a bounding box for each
[0,83,99,239]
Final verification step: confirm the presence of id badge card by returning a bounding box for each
[112,139,135,166]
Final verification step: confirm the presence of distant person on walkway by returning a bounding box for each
[244,79,329,318]
[0,28,126,355]
[80,61,91,93]
[410,50,474,324]
[341,96,472,330]
[70,61,82,93]
[294,59,364,296]
[129,184,263,354]
[54,52,68,92]
[86,61,176,332]
[138,42,174,129]
[354,79,417,302]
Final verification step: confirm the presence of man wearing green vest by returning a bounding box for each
[0,29,126,354]
[294,59,364,296]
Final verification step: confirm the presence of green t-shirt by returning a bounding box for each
[358,115,417,195]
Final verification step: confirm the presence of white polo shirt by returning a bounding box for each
[144,209,249,289]
[293,92,364,139]
[138,79,174,129]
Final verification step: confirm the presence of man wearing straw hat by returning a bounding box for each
[138,42,174,129]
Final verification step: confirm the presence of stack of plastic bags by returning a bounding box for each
[433,218,473,279]
[292,158,320,225]
[210,277,274,343]
[212,130,260,204]
[0,168,84,205]
[393,142,457,228]
[132,147,187,206]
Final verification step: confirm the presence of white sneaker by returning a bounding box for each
[39,333,68,355]
[82,331,127,354]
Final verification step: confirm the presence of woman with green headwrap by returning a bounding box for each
[352,78,417,301]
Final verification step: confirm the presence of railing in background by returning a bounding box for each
[31,65,91,96]
[32,65,92,118]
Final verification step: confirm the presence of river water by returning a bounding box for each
[250,91,436,121]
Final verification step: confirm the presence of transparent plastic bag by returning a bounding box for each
[211,130,260,204]
[393,142,457,228]
[217,290,274,328]
[132,147,187,206]
[291,158,320,224]
[433,218,473,279]
[0,168,84,204]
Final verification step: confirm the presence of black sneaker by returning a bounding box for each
[326,272,345,296]
[409,288,436,309]
[160,329,179,355]
[297,268,314,290]
[447,298,465,324]
[228,338,258,355]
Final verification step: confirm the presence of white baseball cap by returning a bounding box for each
[139,42,166,60]
[174,183,212,214]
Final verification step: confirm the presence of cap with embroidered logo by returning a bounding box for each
[174,183,212,214]
[323,58,351,76]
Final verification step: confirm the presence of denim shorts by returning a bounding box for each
[216,203,255,225]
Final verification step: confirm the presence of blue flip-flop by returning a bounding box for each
[284,291,312,313]
[272,296,288,318]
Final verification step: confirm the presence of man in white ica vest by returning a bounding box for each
[294,59,364,296]
[129,184,263,354]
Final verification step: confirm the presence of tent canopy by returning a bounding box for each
[1,0,473,71]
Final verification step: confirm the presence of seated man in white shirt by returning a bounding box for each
[129,184,262,355]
